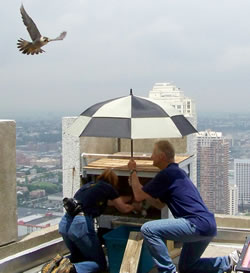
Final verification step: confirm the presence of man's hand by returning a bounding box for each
[128,159,137,170]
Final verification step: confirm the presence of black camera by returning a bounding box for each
[63,197,83,217]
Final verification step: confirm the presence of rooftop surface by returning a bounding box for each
[22,242,243,273]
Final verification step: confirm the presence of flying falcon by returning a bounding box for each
[17,4,67,55]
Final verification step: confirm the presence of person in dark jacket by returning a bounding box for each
[58,169,139,273]
[128,140,240,273]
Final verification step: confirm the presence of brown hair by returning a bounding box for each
[97,169,118,188]
[155,140,175,160]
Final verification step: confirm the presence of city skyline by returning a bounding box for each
[2,1,250,118]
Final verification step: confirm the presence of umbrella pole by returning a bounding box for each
[130,89,133,158]
[131,139,133,158]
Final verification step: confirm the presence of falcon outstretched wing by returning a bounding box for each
[20,4,41,41]
[49,31,67,41]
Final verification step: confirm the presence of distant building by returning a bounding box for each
[30,157,60,167]
[229,184,239,215]
[149,82,197,185]
[18,213,62,237]
[224,134,234,149]
[197,130,229,214]
[149,83,195,117]
[234,159,250,207]
[17,186,29,194]
[48,192,63,202]
[16,177,26,183]
[30,168,37,175]
[47,192,63,211]
[30,189,46,199]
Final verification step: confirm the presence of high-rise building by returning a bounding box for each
[197,130,229,214]
[234,159,250,208]
[149,83,195,118]
[229,184,238,215]
[149,82,197,185]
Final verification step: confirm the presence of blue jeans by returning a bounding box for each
[141,218,231,273]
[59,213,107,273]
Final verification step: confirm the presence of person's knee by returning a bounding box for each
[141,222,152,237]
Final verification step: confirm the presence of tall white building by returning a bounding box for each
[234,159,250,207]
[149,83,195,118]
[197,130,230,214]
[229,184,238,215]
[149,82,197,185]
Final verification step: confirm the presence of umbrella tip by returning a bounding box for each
[130,88,133,95]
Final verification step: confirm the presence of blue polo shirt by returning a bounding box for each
[142,163,217,236]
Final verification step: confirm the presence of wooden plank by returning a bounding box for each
[82,152,152,160]
[167,240,174,252]
[119,232,144,273]
[170,248,182,259]
[85,155,190,173]
[87,159,156,172]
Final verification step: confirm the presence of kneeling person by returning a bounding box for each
[59,169,139,273]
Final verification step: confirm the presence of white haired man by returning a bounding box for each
[128,140,240,273]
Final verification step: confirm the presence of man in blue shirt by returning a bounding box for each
[128,140,239,273]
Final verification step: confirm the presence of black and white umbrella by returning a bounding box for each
[68,90,197,157]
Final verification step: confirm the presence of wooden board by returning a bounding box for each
[170,248,182,259]
[85,155,189,173]
[167,240,174,252]
[119,232,143,273]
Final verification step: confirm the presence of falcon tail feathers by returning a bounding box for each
[17,38,45,55]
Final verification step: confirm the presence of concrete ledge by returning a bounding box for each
[214,228,250,244]
[0,225,69,273]
[0,225,61,259]
[215,215,250,243]
[215,214,250,229]
[0,238,68,273]
[112,216,250,244]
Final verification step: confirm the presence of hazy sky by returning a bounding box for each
[1,0,250,118]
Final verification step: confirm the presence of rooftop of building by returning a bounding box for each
[18,213,61,227]
[197,129,222,138]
